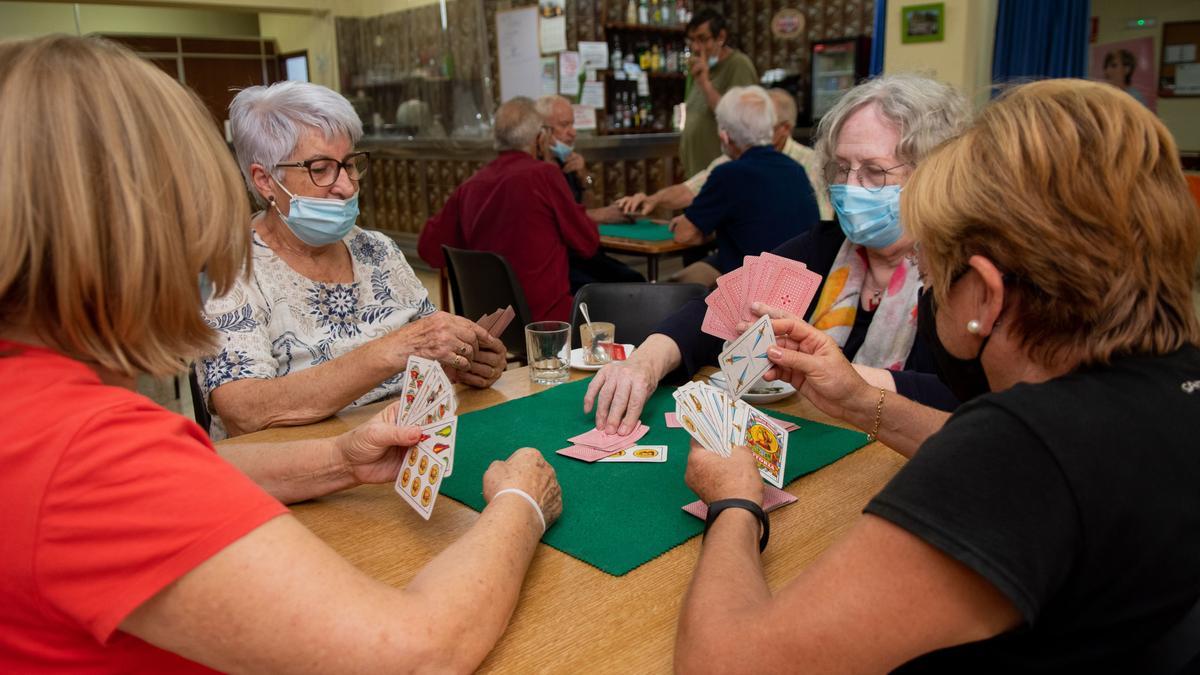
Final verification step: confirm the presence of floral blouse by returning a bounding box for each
[197,226,436,438]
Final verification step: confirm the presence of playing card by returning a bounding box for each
[701,303,739,341]
[476,309,500,333]
[398,356,439,422]
[743,407,789,488]
[556,444,628,462]
[674,383,724,455]
[598,445,668,463]
[488,305,516,338]
[766,416,800,432]
[417,417,457,476]
[395,445,444,520]
[664,412,682,428]
[681,485,798,520]
[408,368,453,424]
[757,252,822,319]
[725,398,751,449]
[719,314,775,400]
[569,424,649,448]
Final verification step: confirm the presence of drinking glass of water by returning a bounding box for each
[525,321,570,385]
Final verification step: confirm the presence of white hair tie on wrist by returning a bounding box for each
[493,488,546,535]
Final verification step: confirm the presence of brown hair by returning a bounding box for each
[904,78,1200,366]
[0,35,251,377]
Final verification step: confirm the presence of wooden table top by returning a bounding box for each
[219,367,906,673]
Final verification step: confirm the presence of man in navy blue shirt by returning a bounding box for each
[669,85,820,286]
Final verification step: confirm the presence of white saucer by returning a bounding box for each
[707,371,797,404]
[569,345,636,371]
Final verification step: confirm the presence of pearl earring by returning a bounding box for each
[966,320,981,334]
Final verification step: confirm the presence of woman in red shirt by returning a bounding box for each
[0,35,562,673]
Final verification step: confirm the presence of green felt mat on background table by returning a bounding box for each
[440,377,869,576]
[598,219,674,242]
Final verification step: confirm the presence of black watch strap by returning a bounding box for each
[704,498,769,552]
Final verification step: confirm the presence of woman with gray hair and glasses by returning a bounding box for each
[198,81,505,438]
[585,74,970,438]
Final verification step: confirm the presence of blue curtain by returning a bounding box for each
[869,0,887,77]
[992,0,1091,84]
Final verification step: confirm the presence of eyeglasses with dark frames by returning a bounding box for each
[823,161,910,192]
[275,151,370,187]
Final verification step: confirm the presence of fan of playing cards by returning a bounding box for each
[673,380,789,487]
[393,355,459,520]
[702,252,822,342]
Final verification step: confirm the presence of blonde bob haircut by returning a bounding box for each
[0,35,251,378]
[904,79,1200,366]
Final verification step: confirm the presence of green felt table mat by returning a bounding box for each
[440,377,869,576]
[598,220,674,241]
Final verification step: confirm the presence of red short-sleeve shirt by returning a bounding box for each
[0,341,289,672]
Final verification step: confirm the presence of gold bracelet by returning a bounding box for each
[866,388,886,442]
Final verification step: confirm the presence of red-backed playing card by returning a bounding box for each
[681,485,797,519]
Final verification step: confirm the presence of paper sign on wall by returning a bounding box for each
[578,41,609,70]
[559,51,581,96]
[573,105,597,130]
[497,7,541,102]
[580,81,606,108]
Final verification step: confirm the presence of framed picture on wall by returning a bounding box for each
[901,3,945,44]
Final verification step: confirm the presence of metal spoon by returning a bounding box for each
[579,303,610,364]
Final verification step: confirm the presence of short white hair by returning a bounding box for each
[715,86,776,148]
[535,94,571,121]
[494,97,542,152]
[813,73,970,170]
[228,81,363,207]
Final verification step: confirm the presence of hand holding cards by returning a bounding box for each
[673,381,789,487]
[394,355,459,519]
[703,252,821,342]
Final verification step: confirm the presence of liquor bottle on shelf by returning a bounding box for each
[665,41,679,72]
[651,0,662,25]
[610,35,623,72]
[637,0,649,25]
[626,0,637,24]
[638,41,651,71]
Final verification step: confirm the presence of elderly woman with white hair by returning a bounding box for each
[667,84,820,286]
[585,74,970,436]
[198,81,505,438]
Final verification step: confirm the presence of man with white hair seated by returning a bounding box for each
[535,94,645,291]
[667,85,820,286]
[617,88,832,222]
[419,97,600,322]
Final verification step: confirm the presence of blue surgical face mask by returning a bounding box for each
[271,176,359,247]
[828,184,904,249]
[550,139,573,162]
[707,55,719,68]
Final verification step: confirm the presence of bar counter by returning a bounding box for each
[357,132,684,249]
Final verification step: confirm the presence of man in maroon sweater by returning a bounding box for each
[419,97,599,322]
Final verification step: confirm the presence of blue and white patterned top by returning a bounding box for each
[196,226,436,438]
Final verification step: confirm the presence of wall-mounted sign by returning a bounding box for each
[771,9,806,40]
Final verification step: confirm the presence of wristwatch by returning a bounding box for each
[704,498,769,552]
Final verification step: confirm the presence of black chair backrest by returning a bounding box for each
[442,246,534,364]
[187,367,211,436]
[569,282,708,347]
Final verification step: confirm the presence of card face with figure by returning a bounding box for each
[719,314,774,400]
[395,445,444,520]
[399,356,440,421]
[743,408,789,488]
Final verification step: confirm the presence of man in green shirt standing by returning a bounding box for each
[681,9,759,178]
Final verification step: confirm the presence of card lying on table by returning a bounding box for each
[702,253,822,341]
[394,355,458,518]
[674,381,789,488]
[681,484,797,520]
[557,423,650,463]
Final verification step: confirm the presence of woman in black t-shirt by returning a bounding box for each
[675,79,1200,672]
